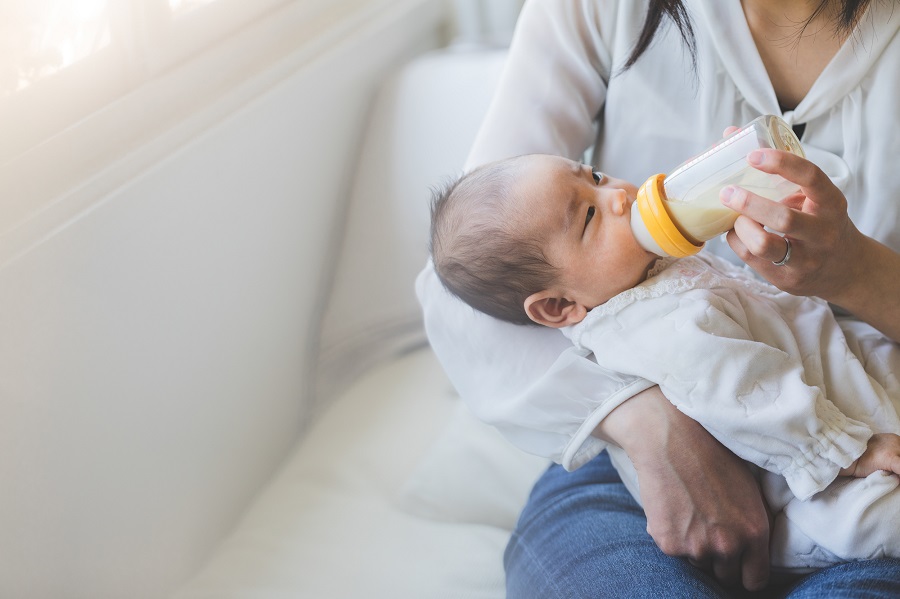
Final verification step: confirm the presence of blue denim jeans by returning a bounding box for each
[505,451,900,598]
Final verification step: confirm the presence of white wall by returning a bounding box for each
[451,0,525,46]
[0,1,447,597]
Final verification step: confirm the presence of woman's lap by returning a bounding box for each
[504,451,900,599]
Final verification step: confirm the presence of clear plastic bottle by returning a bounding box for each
[631,114,805,257]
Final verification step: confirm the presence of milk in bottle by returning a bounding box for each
[631,115,805,257]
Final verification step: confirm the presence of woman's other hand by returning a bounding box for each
[596,386,771,591]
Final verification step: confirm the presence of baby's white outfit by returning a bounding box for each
[562,253,900,569]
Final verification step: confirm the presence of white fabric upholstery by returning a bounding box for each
[318,47,508,403]
[1,9,453,598]
[397,400,548,531]
[173,48,546,598]
[173,348,542,598]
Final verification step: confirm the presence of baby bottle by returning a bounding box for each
[631,114,805,257]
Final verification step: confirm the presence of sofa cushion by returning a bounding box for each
[317,47,508,404]
[172,347,516,599]
[397,401,548,531]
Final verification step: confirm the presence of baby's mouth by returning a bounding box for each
[624,194,638,216]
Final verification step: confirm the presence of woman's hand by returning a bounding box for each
[596,386,771,591]
[720,149,864,300]
[720,148,900,340]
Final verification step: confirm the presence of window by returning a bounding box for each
[0,0,292,163]
[169,0,219,17]
[0,0,367,256]
[0,0,112,97]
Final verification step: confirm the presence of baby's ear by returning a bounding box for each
[524,291,588,328]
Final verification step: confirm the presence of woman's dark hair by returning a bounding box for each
[624,0,874,70]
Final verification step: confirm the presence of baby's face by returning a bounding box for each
[510,155,657,309]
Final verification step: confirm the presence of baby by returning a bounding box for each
[431,153,900,570]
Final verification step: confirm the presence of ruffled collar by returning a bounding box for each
[570,253,780,334]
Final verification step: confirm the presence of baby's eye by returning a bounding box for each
[584,206,595,229]
[592,170,604,184]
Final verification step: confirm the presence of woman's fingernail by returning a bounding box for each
[748,150,765,166]
[721,186,735,204]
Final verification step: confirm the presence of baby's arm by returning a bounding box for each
[574,288,872,501]
[840,433,900,478]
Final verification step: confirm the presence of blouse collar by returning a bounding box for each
[693,0,900,124]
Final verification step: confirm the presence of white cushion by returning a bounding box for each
[172,348,518,599]
[317,47,508,402]
[397,401,548,531]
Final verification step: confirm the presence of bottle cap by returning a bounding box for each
[632,174,703,258]
[769,116,805,157]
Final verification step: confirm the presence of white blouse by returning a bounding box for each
[416,0,900,469]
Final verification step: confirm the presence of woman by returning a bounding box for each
[416,0,900,595]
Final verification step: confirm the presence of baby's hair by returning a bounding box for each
[430,156,559,325]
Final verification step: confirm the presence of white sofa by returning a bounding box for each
[0,15,548,593]
[167,47,550,598]
[0,49,546,599]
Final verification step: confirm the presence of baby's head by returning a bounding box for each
[431,155,555,325]
[431,154,655,327]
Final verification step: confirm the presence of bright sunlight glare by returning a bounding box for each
[169,0,219,17]
[0,0,111,96]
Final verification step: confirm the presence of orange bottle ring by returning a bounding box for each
[636,174,703,258]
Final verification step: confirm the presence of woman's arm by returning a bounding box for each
[464,0,612,169]
[833,238,900,342]
[722,149,900,341]
[595,387,771,591]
